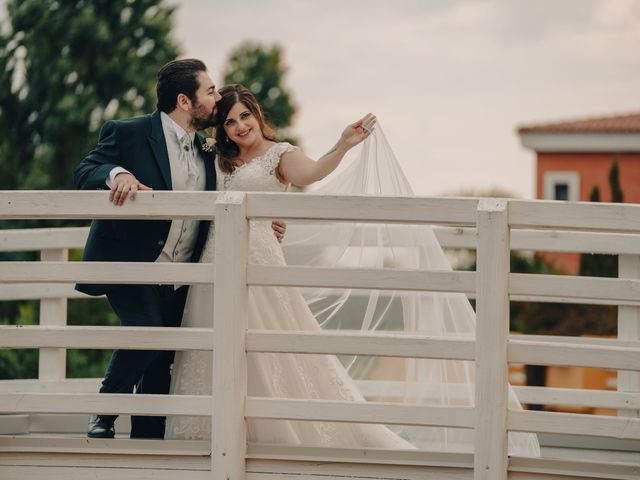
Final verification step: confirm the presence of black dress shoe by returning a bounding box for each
[87,415,115,438]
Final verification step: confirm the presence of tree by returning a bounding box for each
[0,0,179,190]
[223,41,297,136]
[579,159,624,279]
[609,157,624,203]
[0,0,179,380]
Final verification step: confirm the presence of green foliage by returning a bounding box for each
[579,158,624,279]
[0,301,39,379]
[509,253,557,333]
[0,0,179,190]
[509,252,616,336]
[66,297,119,378]
[0,0,179,379]
[0,293,119,380]
[223,41,297,135]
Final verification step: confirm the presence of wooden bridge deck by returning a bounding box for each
[1,432,639,479]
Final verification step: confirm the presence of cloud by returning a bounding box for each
[491,0,599,43]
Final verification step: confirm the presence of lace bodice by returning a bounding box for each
[200,142,297,265]
[221,142,296,192]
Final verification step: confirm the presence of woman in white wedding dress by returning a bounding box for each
[166,84,540,456]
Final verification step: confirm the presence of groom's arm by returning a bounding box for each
[73,121,122,190]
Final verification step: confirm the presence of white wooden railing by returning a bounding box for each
[0,191,639,480]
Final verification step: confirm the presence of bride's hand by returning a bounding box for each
[339,113,376,149]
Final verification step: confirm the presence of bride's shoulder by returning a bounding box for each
[274,142,302,158]
[265,142,300,165]
[273,141,299,155]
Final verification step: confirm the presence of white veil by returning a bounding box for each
[281,125,540,456]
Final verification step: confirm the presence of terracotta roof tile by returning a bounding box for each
[518,112,640,134]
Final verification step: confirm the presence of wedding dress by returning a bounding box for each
[166,130,540,456]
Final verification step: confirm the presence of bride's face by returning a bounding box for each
[223,102,263,147]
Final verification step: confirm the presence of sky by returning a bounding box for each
[3,0,638,197]
[171,0,640,198]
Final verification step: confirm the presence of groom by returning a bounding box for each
[74,59,283,439]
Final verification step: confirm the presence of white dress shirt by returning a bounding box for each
[106,113,207,267]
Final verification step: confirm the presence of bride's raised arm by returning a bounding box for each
[278,113,377,186]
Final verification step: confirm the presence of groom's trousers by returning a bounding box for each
[98,284,189,439]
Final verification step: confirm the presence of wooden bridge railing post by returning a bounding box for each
[38,248,68,380]
[618,254,640,418]
[212,192,249,480]
[474,198,510,480]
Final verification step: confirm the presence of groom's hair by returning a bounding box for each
[156,58,207,113]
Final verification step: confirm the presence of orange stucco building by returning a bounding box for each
[518,112,640,274]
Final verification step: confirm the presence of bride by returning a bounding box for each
[166,84,540,456]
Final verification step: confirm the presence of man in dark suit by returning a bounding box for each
[75,59,284,439]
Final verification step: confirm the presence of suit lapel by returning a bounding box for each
[148,111,172,190]
[195,133,217,191]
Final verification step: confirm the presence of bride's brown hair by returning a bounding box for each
[215,84,277,174]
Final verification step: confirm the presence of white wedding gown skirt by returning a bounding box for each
[166,219,411,448]
[166,139,540,456]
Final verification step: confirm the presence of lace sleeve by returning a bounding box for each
[266,142,298,176]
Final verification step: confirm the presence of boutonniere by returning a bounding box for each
[202,137,216,153]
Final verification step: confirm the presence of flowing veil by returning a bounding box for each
[281,125,540,456]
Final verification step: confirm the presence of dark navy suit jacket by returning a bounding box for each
[73,111,216,295]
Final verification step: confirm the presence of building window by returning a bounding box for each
[543,172,580,202]
[554,183,569,201]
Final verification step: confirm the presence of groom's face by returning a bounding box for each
[189,71,221,130]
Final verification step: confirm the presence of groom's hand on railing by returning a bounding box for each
[109,172,153,206]
[272,220,286,243]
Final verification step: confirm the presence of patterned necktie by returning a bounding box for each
[179,133,197,189]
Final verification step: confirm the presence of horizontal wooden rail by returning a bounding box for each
[510,273,640,304]
[509,229,640,255]
[509,199,640,233]
[508,293,640,307]
[4,283,640,306]
[0,227,88,252]
[0,326,213,350]
[247,443,471,467]
[246,330,475,360]
[0,436,210,455]
[509,409,640,440]
[0,191,219,220]
[247,194,480,224]
[6,325,638,369]
[508,338,640,370]
[514,386,640,410]
[355,380,473,400]
[0,394,475,428]
[287,224,640,255]
[249,265,476,293]
[4,224,640,255]
[0,261,214,284]
[0,393,210,416]
[0,191,483,224]
[356,381,640,411]
[522,334,637,347]
[245,397,475,428]
[0,378,99,394]
[3,267,639,305]
[0,283,86,301]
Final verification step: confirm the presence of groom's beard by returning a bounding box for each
[190,102,216,130]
